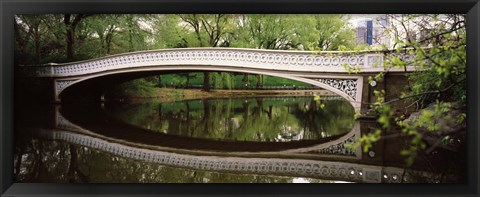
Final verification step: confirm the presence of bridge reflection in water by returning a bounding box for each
[14,101,452,184]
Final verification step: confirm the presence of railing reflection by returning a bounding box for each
[37,128,411,183]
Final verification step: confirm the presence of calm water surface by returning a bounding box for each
[14,95,465,183]
[104,97,355,142]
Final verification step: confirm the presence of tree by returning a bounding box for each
[86,15,121,55]
[152,15,186,48]
[14,15,69,65]
[178,14,235,92]
[64,14,90,60]
[314,15,355,50]
[238,15,318,50]
[14,15,39,64]
[231,14,354,87]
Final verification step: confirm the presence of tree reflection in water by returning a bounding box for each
[105,96,355,142]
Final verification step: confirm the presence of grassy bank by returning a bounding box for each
[110,88,337,103]
[157,72,311,89]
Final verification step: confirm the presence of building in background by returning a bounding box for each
[355,15,391,48]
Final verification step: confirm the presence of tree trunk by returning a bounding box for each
[106,32,113,54]
[33,25,41,63]
[242,73,249,82]
[14,18,30,64]
[64,14,87,60]
[68,145,78,183]
[64,15,75,60]
[127,16,134,52]
[66,29,74,60]
[202,99,210,134]
[157,75,162,87]
[256,75,264,88]
[203,72,210,92]
[185,75,190,88]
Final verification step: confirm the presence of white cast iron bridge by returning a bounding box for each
[19,48,416,112]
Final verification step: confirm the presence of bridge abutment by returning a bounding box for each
[15,76,59,104]
[360,73,415,119]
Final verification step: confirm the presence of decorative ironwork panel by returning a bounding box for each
[56,80,76,93]
[314,78,358,100]
[305,134,356,156]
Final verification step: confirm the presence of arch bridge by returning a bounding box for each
[18,48,416,113]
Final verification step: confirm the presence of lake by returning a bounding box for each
[13,94,465,183]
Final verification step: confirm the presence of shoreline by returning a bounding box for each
[108,88,340,103]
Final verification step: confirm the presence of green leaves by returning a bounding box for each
[344,142,357,152]
[357,129,382,153]
[441,135,451,145]
[390,56,407,68]
[373,101,394,129]
[342,64,361,74]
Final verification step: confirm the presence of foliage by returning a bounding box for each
[313,15,355,50]
[15,14,354,64]
[156,72,311,89]
[346,14,466,167]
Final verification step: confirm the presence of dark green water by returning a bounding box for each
[14,95,465,183]
[104,96,355,142]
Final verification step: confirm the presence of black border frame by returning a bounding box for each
[1,0,479,196]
